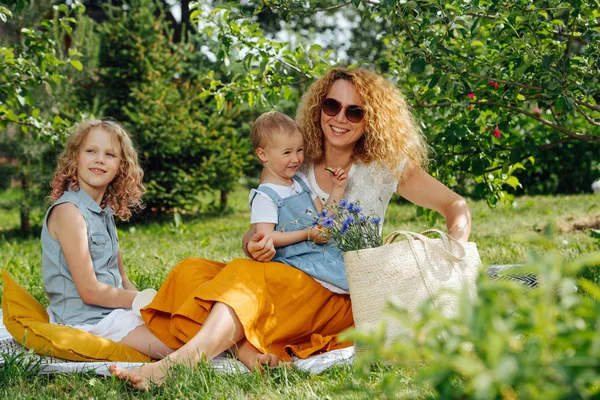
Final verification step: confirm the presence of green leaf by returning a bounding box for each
[410,58,426,74]
[69,59,83,71]
[190,9,202,21]
[428,74,441,89]
[504,176,521,190]
[471,40,484,47]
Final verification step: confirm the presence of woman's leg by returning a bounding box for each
[110,302,245,390]
[118,324,175,359]
[230,339,280,371]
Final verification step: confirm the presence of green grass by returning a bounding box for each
[1,188,599,398]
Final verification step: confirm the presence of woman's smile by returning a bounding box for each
[329,125,350,135]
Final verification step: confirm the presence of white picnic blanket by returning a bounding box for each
[0,309,354,375]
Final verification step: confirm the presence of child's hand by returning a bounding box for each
[308,226,330,244]
[325,167,347,189]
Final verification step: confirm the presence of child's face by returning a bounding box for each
[77,127,121,195]
[258,130,304,181]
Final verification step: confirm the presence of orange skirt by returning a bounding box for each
[141,258,354,360]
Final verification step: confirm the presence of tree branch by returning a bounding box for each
[486,101,600,142]
[576,100,600,113]
[401,20,419,46]
[483,137,575,173]
[561,13,573,82]
[467,73,542,91]
[415,102,452,108]
[466,12,499,19]
[263,0,352,13]
[414,100,600,143]
[574,101,600,127]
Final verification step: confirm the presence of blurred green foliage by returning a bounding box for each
[0,1,83,234]
[346,235,600,399]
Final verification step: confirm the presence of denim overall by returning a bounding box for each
[41,188,122,325]
[253,175,348,290]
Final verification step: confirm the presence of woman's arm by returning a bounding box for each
[48,203,138,308]
[396,162,471,241]
[117,251,138,291]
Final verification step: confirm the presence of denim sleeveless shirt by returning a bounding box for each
[41,188,122,325]
[252,175,349,290]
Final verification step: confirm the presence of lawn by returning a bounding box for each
[1,188,599,398]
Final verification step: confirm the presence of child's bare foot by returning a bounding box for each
[234,340,280,371]
[109,362,167,391]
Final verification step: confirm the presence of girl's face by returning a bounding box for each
[77,127,121,197]
[320,79,366,151]
[257,129,304,183]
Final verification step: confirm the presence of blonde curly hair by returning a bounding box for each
[296,67,428,172]
[49,119,145,221]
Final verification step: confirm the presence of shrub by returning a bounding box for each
[85,0,253,211]
[346,235,600,399]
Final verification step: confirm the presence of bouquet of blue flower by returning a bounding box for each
[306,199,382,252]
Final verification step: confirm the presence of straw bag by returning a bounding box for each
[344,229,481,350]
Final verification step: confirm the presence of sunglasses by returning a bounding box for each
[321,98,365,123]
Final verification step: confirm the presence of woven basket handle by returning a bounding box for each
[384,229,466,262]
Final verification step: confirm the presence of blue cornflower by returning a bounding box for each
[339,199,348,209]
[346,202,354,211]
[352,205,362,214]
[312,219,320,227]
[320,210,328,217]
[360,215,367,223]
[305,208,312,215]
[372,217,381,225]
[322,216,335,229]
[342,216,355,231]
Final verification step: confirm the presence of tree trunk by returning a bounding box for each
[220,190,228,210]
[20,173,30,236]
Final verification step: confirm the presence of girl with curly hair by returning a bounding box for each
[43,119,172,358]
[111,68,471,390]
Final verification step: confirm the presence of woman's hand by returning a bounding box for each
[397,161,471,242]
[247,232,276,262]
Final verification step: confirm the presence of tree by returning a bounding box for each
[83,0,253,211]
[195,0,600,205]
[0,2,83,235]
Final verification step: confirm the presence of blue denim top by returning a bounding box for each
[251,175,348,290]
[41,188,122,325]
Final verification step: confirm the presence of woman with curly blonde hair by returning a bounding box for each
[293,67,469,237]
[112,68,471,390]
[43,119,172,358]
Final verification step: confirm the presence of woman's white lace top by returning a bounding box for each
[300,156,407,228]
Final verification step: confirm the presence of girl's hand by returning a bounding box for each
[247,232,276,262]
[308,226,330,244]
[325,167,347,189]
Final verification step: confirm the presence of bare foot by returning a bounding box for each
[109,362,168,391]
[234,339,280,371]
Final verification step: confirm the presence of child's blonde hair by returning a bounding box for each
[296,67,428,172]
[250,111,301,152]
[49,119,145,221]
